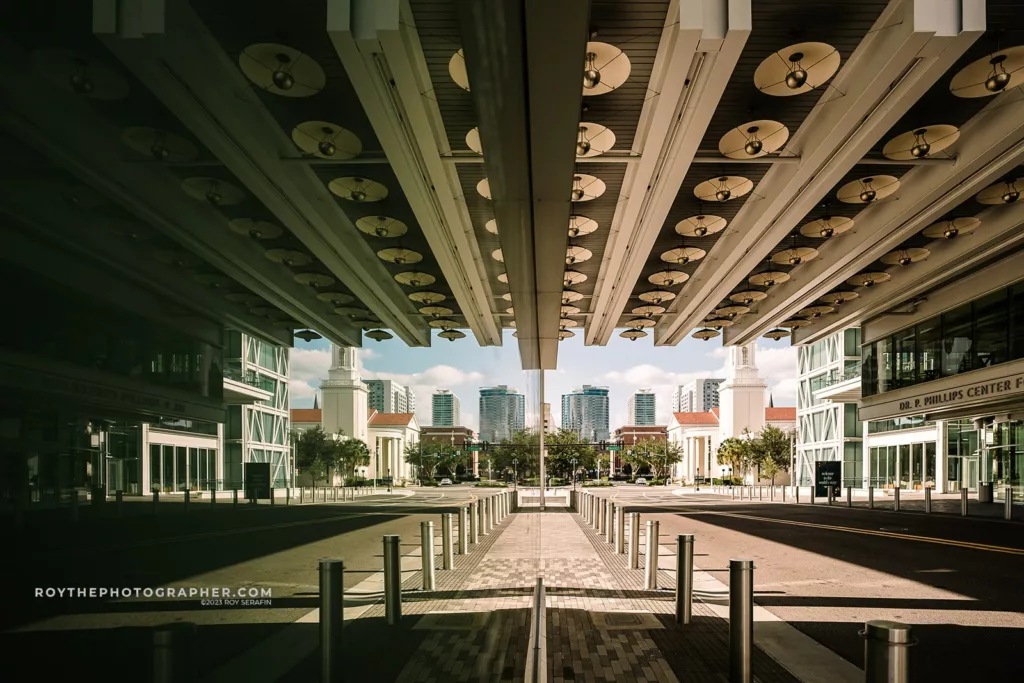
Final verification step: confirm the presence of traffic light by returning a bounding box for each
[482,441,490,452]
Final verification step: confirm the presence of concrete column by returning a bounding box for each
[935,420,948,493]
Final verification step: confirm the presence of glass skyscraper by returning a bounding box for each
[432,389,461,426]
[478,385,525,442]
[561,385,610,442]
[627,390,656,426]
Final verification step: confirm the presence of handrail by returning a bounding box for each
[524,577,547,683]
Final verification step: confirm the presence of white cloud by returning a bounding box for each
[289,347,332,404]
[361,365,487,432]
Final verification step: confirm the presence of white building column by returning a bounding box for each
[934,420,947,493]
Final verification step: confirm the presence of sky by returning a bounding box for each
[289,331,797,434]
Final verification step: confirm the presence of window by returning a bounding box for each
[162,445,174,493]
[844,328,861,357]
[176,447,187,491]
[917,318,941,383]
[189,448,199,489]
[1012,282,1024,361]
[974,290,1008,368]
[893,326,916,388]
[844,403,861,438]
[862,340,877,397]
[941,303,973,376]
[150,445,161,492]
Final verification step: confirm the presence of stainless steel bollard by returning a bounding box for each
[894,486,900,512]
[616,504,625,554]
[848,486,853,507]
[729,559,754,683]
[470,501,479,544]
[869,486,874,509]
[644,520,659,589]
[782,485,786,503]
[592,495,598,528]
[319,559,344,683]
[862,620,913,683]
[924,486,931,513]
[628,513,641,569]
[116,490,124,517]
[759,486,762,501]
[152,622,197,683]
[481,498,489,536]
[383,535,401,625]
[300,487,304,504]
[420,521,436,590]
[770,486,774,502]
[153,490,159,515]
[1005,486,1013,520]
[795,486,800,504]
[184,489,190,513]
[960,487,968,516]
[732,487,736,500]
[442,513,454,570]
[598,498,606,535]
[458,507,469,554]
[271,488,276,506]
[605,501,613,544]
[676,534,694,624]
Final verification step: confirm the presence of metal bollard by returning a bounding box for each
[184,490,190,513]
[470,501,479,544]
[605,501,613,544]
[616,505,625,554]
[810,486,816,505]
[153,490,159,515]
[960,487,968,516]
[847,486,853,507]
[869,486,875,509]
[286,486,290,505]
[598,498,606,535]
[271,488,276,506]
[894,487,901,512]
[676,534,694,624]
[628,513,641,569]
[420,521,436,590]
[795,486,800,504]
[441,513,454,570]
[116,490,124,517]
[458,507,469,554]
[1005,486,1013,521]
[782,486,786,503]
[862,620,913,683]
[318,559,344,683]
[152,622,197,683]
[732,487,736,500]
[644,520,659,590]
[383,535,401,625]
[924,486,931,514]
[759,486,762,501]
[233,489,239,507]
[481,498,489,536]
[729,559,754,683]
[300,487,304,504]
[770,486,774,502]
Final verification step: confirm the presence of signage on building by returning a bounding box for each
[466,444,482,452]
[244,463,271,500]
[814,461,841,498]
[859,362,1024,421]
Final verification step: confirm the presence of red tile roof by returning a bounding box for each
[369,412,416,426]
[765,407,796,421]
[291,408,322,423]
[672,412,720,425]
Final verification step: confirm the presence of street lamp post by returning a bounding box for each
[512,457,518,491]
[570,458,578,490]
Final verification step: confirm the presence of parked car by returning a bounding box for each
[440,478,452,486]
[635,477,647,486]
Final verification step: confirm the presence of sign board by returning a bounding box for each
[466,445,482,452]
[814,461,842,498]
[606,445,622,451]
[244,462,271,500]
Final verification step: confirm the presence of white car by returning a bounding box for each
[635,478,647,486]
[440,478,452,486]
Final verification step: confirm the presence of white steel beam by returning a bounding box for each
[586,0,751,345]
[327,0,502,346]
[656,0,986,346]
[96,0,431,347]
[730,92,1024,346]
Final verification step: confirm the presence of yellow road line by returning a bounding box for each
[671,508,1024,556]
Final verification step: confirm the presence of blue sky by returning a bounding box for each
[290,331,797,433]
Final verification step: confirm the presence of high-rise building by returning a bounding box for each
[363,378,415,414]
[561,385,610,442]
[627,390,656,426]
[542,403,553,434]
[478,385,525,443]
[431,389,461,426]
[672,379,723,413]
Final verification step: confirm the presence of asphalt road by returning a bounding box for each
[603,484,1024,682]
[0,485,500,681]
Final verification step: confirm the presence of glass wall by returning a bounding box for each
[991,420,1023,502]
[868,440,936,489]
[945,419,980,492]
[867,416,934,434]
[862,281,1024,397]
[149,443,218,492]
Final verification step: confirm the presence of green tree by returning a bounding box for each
[404,441,448,481]
[294,426,338,486]
[336,437,370,484]
[622,438,682,481]
[749,425,793,485]
[492,429,539,479]
[546,428,598,479]
[717,437,751,479]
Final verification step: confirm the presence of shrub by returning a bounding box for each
[474,481,507,488]
[420,479,440,487]
[582,480,613,487]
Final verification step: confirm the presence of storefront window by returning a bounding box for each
[189,448,199,489]
[941,303,973,376]
[917,318,941,383]
[893,327,916,388]
[162,445,174,493]
[911,443,923,488]
[925,442,936,488]
[150,445,161,492]
[1011,282,1024,361]
[974,290,1008,368]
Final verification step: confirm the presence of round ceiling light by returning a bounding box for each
[880,247,930,266]
[566,246,593,265]
[575,122,616,157]
[559,330,576,341]
[559,318,579,329]
[408,291,446,304]
[569,215,599,238]
[620,329,647,341]
[153,250,202,269]
[497,273,509,284]
[819,291,859,306]
[719,120,789,159]
[632,305,665,318]
[428,318,460,330]
[837,176,899,204]
[224,292,262,306]
[377,248,422,265]
[561,305,581,317]
[365,329,393,342]
[715,305,750,318]
[229,218,283,240]
[779,318,813,328]
[477,178,492,199]
[195,273,233,289]
[182,177,245,206]
[582,41,631,96]
[882,125,959,160]
[492,248,504,263]
[693,328,720,340]
[449,49,470,91]
[730,290,767,306]
[329,177,388,203]
[797,305,835,319]
[420,305,454,318]
[292,121,362,160]
[564,270,587,286]
[754,42,841,96]
[799,216,854,239]
[675,214,727,238]
[648,271,689,288]
[33,49,130,100]
[466,127,482,154]
[294,273,335,288]
[120,127,198,163]
[626,318,656,329]
[562,289,584,304]
[571,174,606,202]
[265,249,311,267]
[334,306,369,317]
[660,247,707,266]
[976,177,1022,205]
[703,319,734,329]
[694,176,753,202]
[238,44,326,97]
[485,219,498,234]
[749,271,790,288]
[764,329,791,340]
[771,246,819,267]
[317,291,355,305]
[356,215,407,238]
[294,329,322,342]
[639,290,677,304]
[921,217,981,240]
[847,272,891,288]
[395,271,436,287]
[439,329,466,342]
[950,46,1024,98]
